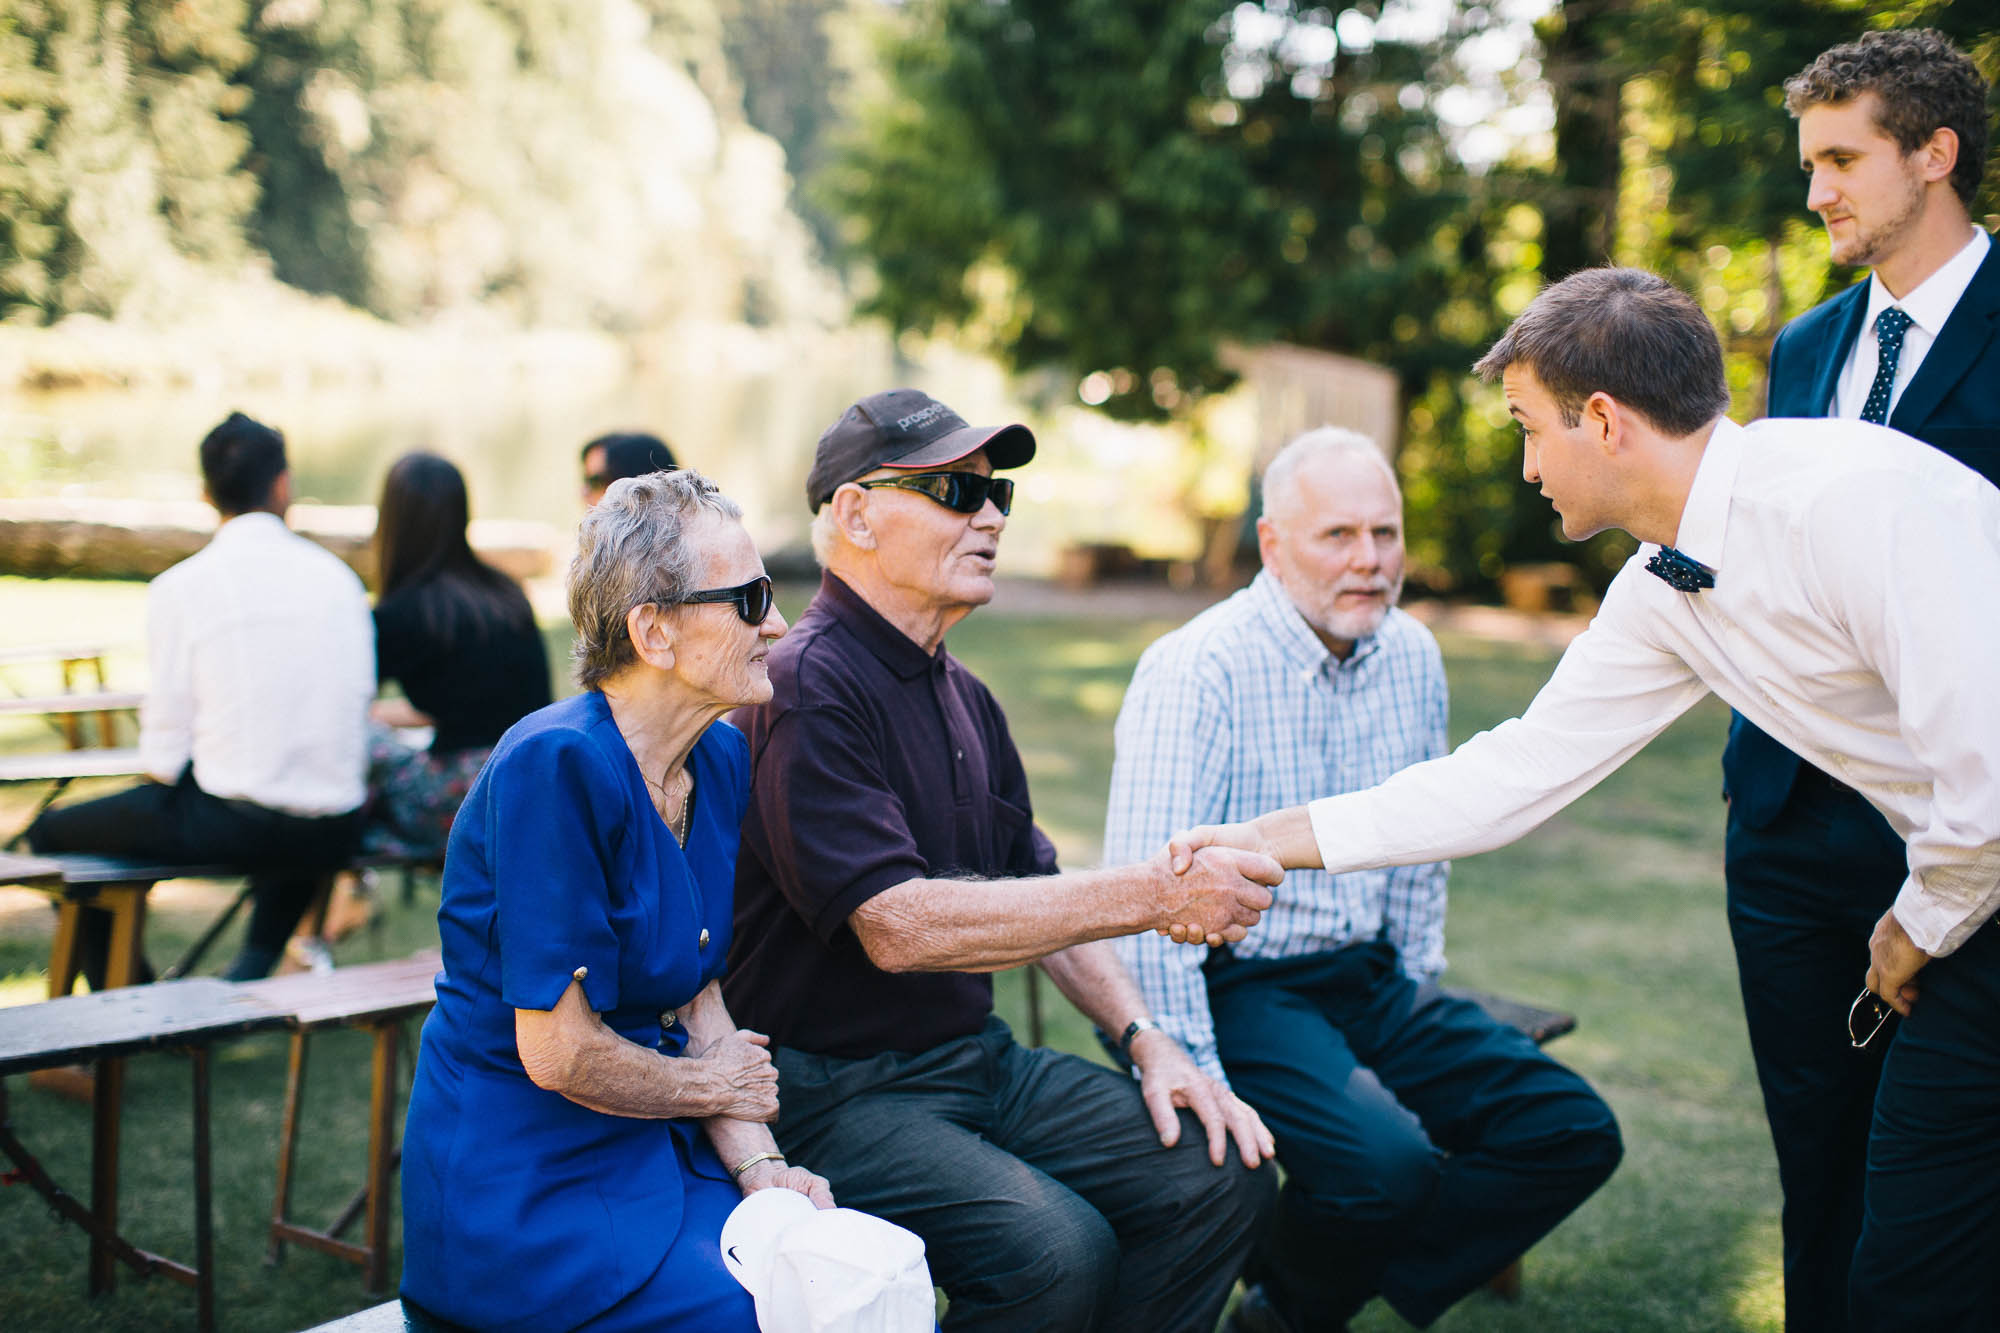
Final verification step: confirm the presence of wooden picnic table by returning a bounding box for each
[0,690,144,751]
[0,978,289,1331]
[0,747,147,784]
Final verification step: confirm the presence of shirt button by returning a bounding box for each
[699,928,711,948]
[955,748,964,761]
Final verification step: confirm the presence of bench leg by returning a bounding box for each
[192,1046,215,1333]
[365,1020,400,1294]
[100,885,147,990]
[48,903,82,999]
[88,1055,126,1295]
[268,1031,310,1265]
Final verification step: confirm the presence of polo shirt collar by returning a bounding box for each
[1668,414,1744,577]
[817,572,946,681]
[1247,568,1378,674]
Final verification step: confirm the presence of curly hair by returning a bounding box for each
[1784,29,1991,207]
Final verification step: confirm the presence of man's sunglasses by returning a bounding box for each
[857,471,1014,516]
[681,574,774,625]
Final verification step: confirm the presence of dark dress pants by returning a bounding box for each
[26,768,362,983]
[1205,942,1623,1330]
[1849,917,2000,1331]
[769,1017,1275,1333]
[1724,777,1903,1333]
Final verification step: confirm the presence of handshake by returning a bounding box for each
[1148,820,1284,949]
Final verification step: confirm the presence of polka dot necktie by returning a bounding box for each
[1861,306,1913,425]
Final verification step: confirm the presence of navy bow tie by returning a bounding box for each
[1645,546,1715,592]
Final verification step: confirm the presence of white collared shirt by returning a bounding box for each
[1832,228,1990,420]
[1307,416,2000,958]
[140,512,376,816]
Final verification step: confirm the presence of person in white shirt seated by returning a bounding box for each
[28,412,376,982]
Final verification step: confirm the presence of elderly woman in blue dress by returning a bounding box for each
[400,469,830,1332]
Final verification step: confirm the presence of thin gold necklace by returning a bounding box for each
[646,767,695,843]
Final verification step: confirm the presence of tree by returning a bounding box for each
[0,0,256,322]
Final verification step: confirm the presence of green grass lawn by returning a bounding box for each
[0,577,1776,1331]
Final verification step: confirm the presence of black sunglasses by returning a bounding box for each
[857,471,1014,516]
[681,574,774,625]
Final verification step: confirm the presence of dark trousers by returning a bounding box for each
[1204,942,1623,1330]
[1725,777,1903,1333]
[1850,916,2000,1331]
[770,1017,1275,1333]
[26,768,361,983]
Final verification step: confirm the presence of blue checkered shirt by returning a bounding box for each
[1106,570,1451,1085]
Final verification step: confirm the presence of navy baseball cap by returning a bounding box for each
[807,389,1036,512]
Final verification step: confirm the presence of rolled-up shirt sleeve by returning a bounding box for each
[1308,566,1711,874]
[1812,470,2000,956]
[1105,648,1234,1084]
[1382,648,1451,982]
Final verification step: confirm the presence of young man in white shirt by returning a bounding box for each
[28,413,376,981]
[1171,266,2000,1331]
[1722,32,1997,1329]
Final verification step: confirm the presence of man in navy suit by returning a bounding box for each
[1721,29,1997,1331]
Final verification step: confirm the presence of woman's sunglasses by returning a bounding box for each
[681,574,775,625]
[856,471,1015,516]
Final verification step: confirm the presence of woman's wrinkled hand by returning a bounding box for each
[687,1028,779,1121]
[737,1158,835,1209]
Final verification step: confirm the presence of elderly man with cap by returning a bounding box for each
[724,389,1280,1333]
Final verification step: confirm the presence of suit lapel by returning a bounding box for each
[1893,240,2000,429]
[1804,284,1869,418]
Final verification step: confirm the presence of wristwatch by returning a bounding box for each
[1117,1017,1160,1058]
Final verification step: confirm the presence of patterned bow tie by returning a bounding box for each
[1645,546,1715,592]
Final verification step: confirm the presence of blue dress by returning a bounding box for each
[400,691,756,1332]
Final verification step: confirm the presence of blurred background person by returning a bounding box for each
[25,412,375,982]
[363,451,552,861]
[400,469,828,1333]
[581,430,679,508]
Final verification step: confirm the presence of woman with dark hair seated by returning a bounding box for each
[400,469,831,1332]
[365,452,551,859]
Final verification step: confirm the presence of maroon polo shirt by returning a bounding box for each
[725,573,1060,1058]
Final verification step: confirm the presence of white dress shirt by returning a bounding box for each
[1307,415,2000,958]
[1831,228,1990,420]
[140,511,376,816]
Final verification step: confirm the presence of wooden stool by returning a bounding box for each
[238,953,440,1294]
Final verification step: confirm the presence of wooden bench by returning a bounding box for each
[0,978,288,1332]
[238,952,442,1294]
[1,850,442,1004]
[0,690,145,750]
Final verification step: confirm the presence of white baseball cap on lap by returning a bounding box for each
[721,1188,936,1332]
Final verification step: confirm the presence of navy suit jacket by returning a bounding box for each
[1723,235,2000,828]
